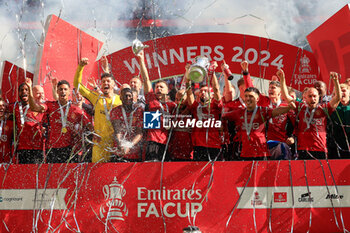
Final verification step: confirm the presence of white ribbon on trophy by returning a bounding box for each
[188,56,210,83]
[132,39,149,55]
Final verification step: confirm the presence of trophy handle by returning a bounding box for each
[102,185,109,200]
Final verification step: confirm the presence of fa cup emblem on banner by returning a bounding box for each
[100,177,128,221]
[299,54,311,73]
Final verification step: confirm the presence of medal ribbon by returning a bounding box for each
[121,105,138,133]
[103,95,116,121]
[244,107,258,138]
[19,102,29,125]
[58,101,71,130]
[304,106,317,130]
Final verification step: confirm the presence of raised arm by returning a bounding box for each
[100,55,110,73]
[271,102,296,117]
[51,77,58,101]
[329,72,341,109]
[25,78,45,113]
[73,58,96,101]
[210,61,221,101]
[185,63,195,106]
[136,50,152,94]
[222,61,235,102]
[277,69,294,103]
[241,61,253,88]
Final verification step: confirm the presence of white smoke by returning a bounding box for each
[0,0,348,71]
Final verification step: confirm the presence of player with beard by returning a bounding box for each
[110,88,144,162]
[130,76,146,107]
[329,83,350,158]
[223,87,295,160]
[9,82,45,164]
[279,70,341,159]
[314,80,332,104]
[186,61,223,161]
[26,78,90,163]
[136,50,176,161]
[74,58,122,163]
[0,98,14,163]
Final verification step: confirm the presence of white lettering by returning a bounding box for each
[169,48,185,64]
[187,46,198,60]
[200,46,212,60]
[164,203,176,218]
[124,58,140,73]
[191,203,203,216]
[213,45,224,61]
[137,203,147,217]
[138,187,147,200]
[146,203,159,217]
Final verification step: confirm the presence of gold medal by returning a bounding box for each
[62,127,67,134]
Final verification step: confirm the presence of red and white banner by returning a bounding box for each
[307,4,350,87]
[108,33,321,91]
[0,61,33,103]
[33,14,103,101]
[1,160,350,232]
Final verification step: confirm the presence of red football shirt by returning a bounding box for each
[9,102,45,151]
[267,102,290,142]
[223,98,246,143]
[168,109,193,160]
[110,105,144,159]
[224,107,273,157]
[145,91,176,144]
[0,118,14,163]
[293,102,334,152]
[189,99,223,149]
[45,101,89,149]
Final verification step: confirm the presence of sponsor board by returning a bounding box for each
[236,186,349,209]
[0,189,67,210]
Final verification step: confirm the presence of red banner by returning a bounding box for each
[307,4,350,87]
[1,160,350,232]
[0,61,33,103]
[108,33,320,91]
[33,14,103,101]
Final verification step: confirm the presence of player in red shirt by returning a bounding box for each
[186,62,223,161]
[279,70,341,159]
[0,98,13,163]
[110,88,144,162]
[136,50,176,161]
[168,88,193,161]
[26,78,90,163]
[223,87,295,160]
[9,83,45,164]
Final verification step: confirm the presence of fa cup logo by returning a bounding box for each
[100,177,128,221]
[299,54,311,73]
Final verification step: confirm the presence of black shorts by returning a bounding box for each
[17,150,44,164]
[46,146,75,163]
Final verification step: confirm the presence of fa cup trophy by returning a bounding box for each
[132,39,149,55]
[188,56,210,83]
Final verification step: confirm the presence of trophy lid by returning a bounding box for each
[183,226,202,233]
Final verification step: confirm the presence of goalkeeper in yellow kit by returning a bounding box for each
[74,57,121,163]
